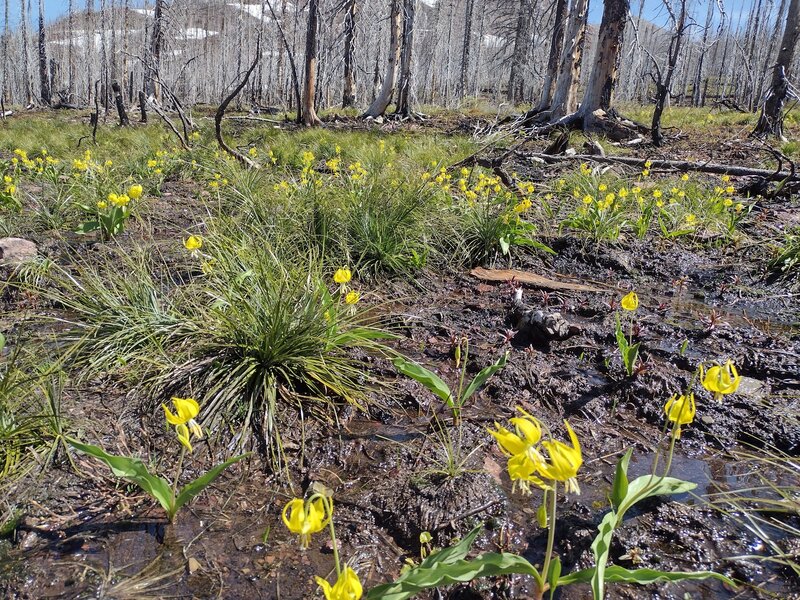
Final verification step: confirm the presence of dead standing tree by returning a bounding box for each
[363,0,402,118]
[144,0,164,101]
[752,0,800,139]
[536,0,568,111]
[37,0,50,105]
[394,0,416,117]
[302,0,322,125]
[341,0,357,107]
[649,0,689,147]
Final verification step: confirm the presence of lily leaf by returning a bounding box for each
[392,357,453,407]
[365,552,539,600]
[498,235,511,255]
[66,437,173,514]
[460,351,508,406]
[610,448,633,510]
[560,565,735,588]
[173,453,250,518]
[75,221,100,234]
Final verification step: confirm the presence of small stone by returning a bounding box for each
[374,115,384,124]
[0,238,37,265]
[187,557,201,574]
[701,415,715,425]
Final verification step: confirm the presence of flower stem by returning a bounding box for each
[541,482,558,593]
[170,446,186,519]
[325,497,341,576]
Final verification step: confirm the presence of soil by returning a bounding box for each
[1,116,799,600]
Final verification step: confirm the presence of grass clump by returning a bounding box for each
[35,236,389,468]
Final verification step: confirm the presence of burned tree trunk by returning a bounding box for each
[752,0,800,139]
[144,0,164,101]
[342,0,357,108]
[112,80,130,126]
[395,0,416,117]
[507,0,532,104]
[550,0,589,119]
[537,0,568,111]
[458,0,474,99]
[38,0,50,105]
[651,0,688,147]
[363,0,402,118]
[580,0,630,121]
[302,0,321,126]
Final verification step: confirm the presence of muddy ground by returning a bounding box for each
[1,116,799,600]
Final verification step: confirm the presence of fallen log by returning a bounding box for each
[524,152,800,182]
[470,267,614,293]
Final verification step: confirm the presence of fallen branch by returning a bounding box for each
[215,38,261,169]
[524,152,800,182]
[148,99,190,150]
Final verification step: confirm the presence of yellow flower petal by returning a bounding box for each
[621,291,639,311]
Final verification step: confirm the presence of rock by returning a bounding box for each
[736,376,767,401]
[0,237,37,265]
[187,557,201,574]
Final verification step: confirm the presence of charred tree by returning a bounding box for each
[363,0,402,118]
[537,0,569,111]
[651,0,688,146]
[507,0,532,103]
[458,0,474,99]
[342,0,357,107]
[302,0,321,125]
[144,0,164,100]
[395,0,416,117]
[752,0,800,139]
[550,0,589,118]
[112,80,130,126]
[36,0,50,105]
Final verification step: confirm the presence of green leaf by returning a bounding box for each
[75,221,100,234]
[614,313,628,354]
[365,552,539,600]
[0,332,5,352]
[173,453,250,517]
[619,475,697,515]
[547,556,562,599]
[66,437,173,513]
[610,448,633,510]
[460,351,508,405]
[392,356,453,407]
[560,565,735,588]
[624,342,640,375]
[514,236,557,255]
[590,472,698,599]
[590,510,617,599]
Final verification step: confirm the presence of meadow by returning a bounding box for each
[0,106,798,599]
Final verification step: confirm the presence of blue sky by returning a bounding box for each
[5,0,755,30]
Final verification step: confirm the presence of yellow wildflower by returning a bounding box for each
[163,397,203,452]
[621,291,639,311]
[665,393,695,438]
[282,497,331,548]
[333,268,352,285]
[315,566,363,600]
[701,361,740,402]
[128,184,143,199]
[184,235,203,251]
[345,291,360,305]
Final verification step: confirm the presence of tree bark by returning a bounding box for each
[550,0,589,118]
[752,0,799,138]
[579,0,630,127]
[21,0,33,105]
[363,0,402,117]
[144,0,164,100]
[537,0,569,110]
[302,0,321,125]
[112,80,129,126]
[508,0,532,103]
[652,0,687,146]
[458,0,474,99]
[395,0,416,116]
[342,0,357,107]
